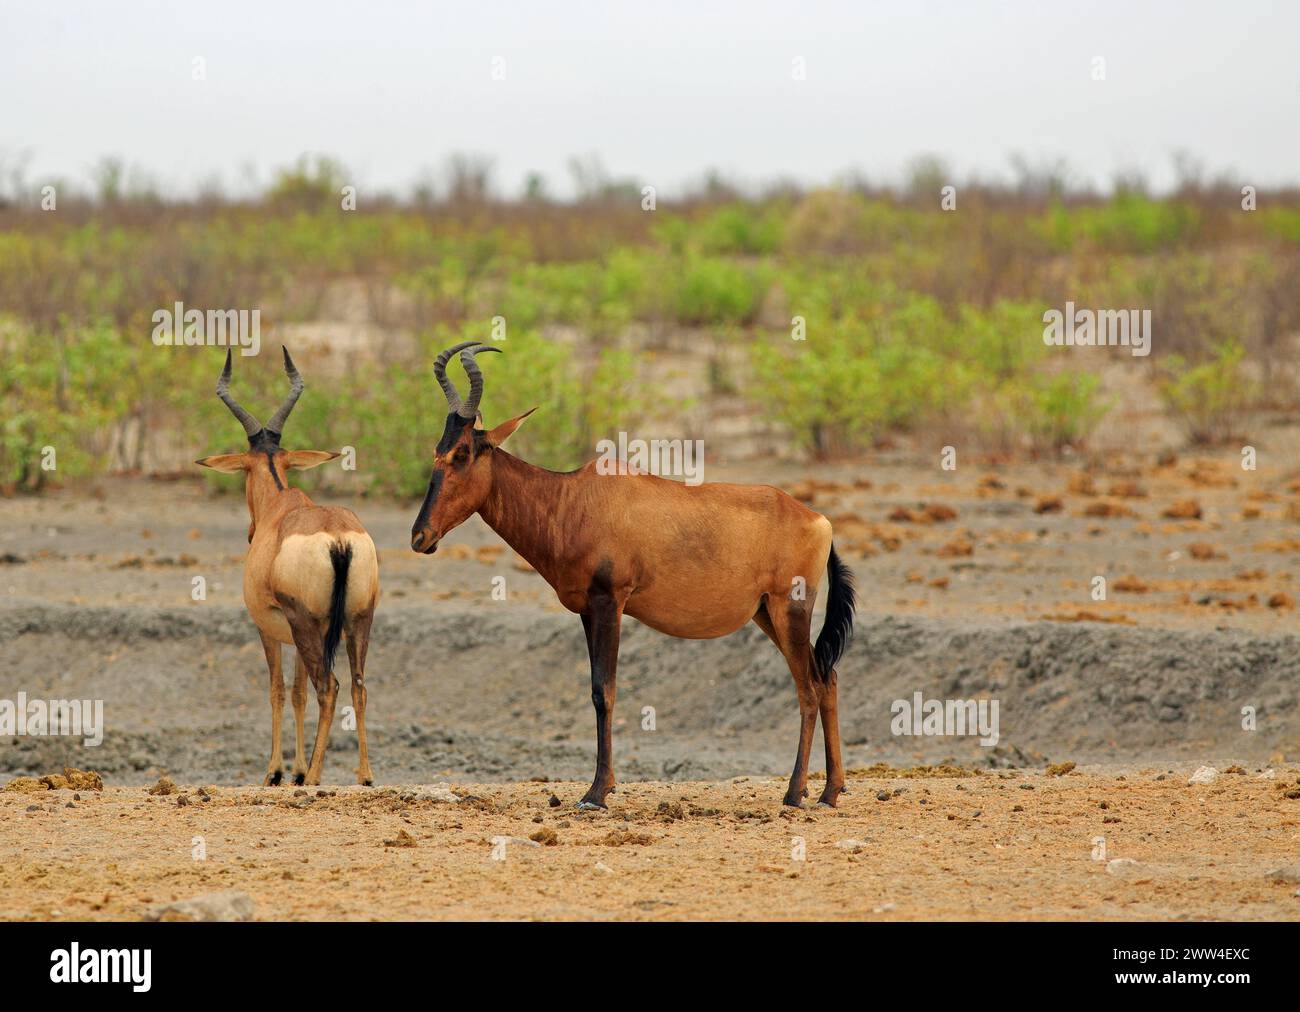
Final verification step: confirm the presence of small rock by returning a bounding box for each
[1265,866,1300,884]
[1107,858,1141,876]
[144,891,254,922]
[548,794,561,808]
[1256,769,1276,781]
[401,786,460,804]
[1188,766,1218,785]
[146,777,176,797]
[874,791,891,801]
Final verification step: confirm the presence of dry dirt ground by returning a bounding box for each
[2,769,1299,921]
[2,447,1299,920]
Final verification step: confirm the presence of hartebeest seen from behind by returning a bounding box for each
[410,342,855,809]
[197,348,380,786]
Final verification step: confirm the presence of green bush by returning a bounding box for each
[1158,340,1257,444]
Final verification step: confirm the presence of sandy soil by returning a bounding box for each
[2,447,1298,920]
[2,768,1298,921]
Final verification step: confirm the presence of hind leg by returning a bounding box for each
[753,598,821,808]
[816,667,846,807]
[304,653,338,788]
[281,604,335,787]
[258,632,285,786]
[346,609,374,786]
[290,652,309,785]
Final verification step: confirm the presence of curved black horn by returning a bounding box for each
[458,344,502,419]
[215,349,263,438]
[264,346,304,437]
[432,340,481,415]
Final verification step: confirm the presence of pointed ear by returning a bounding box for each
[195,453,249,474]
[485,408,537,447]
[285,450,341,471]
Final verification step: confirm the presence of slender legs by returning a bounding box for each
[578,592,624,809]
[290,652,309,785]
[346,609,375,786]
[753,596,846,808]
[815,667,846,807]
[279,597,336,787]
[259,633,285,786]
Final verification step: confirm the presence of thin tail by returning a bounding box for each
[813,544,856,682]
[324,543,352,676]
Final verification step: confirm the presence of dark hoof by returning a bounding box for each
[782,795,805,809]
[361,779,374,787]
[264,770,283,787]
[292,772,306,786]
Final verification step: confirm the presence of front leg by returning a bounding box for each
[578,591,624,810]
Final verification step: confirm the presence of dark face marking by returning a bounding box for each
[410,412,493,552]
[410,411,491,551]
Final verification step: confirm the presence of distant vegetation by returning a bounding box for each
[2,155,1298,493]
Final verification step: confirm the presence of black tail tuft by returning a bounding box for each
[324,543,352,676]
[813,544,856,682]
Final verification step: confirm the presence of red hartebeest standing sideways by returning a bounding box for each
[410,342,855,809]
[197,348,380,786]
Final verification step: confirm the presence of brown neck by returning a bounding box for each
[244,457,305,527]
[477,449,575,580]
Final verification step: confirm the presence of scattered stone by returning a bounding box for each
[529,827,558,846]
[601,830,653,847]
[548,794,561,807]
[1257,769,1276,781]
[383,829,417,848]
[5,768,104,793]
[1188,766,1218,785]
[1107,858,1140,876]
[144,891,254,922]
[1046,761,1076,778]
[1162,499,1203,520]
[400,786,461,804]
[146,777,176,797]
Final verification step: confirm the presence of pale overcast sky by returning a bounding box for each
[3,0,1298,199]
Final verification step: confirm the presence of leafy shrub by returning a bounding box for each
[1158,340,1258,444]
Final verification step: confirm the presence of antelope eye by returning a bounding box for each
[453,446,470,464]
